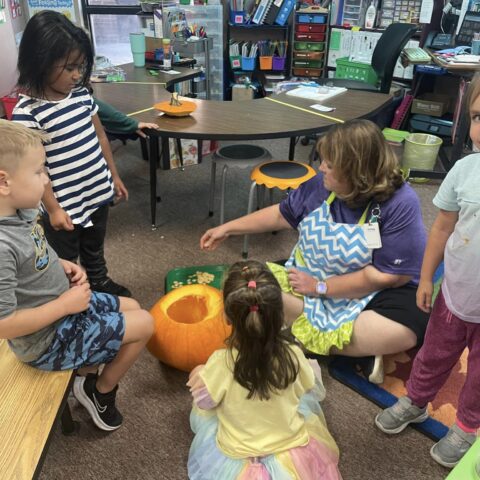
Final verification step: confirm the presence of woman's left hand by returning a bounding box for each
[136,122,160,138]
[112,175,129,202]
[287,268,318,296]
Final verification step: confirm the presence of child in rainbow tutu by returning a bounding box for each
[187,260,342,479]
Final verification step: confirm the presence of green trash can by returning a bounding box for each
[402,133,443,171]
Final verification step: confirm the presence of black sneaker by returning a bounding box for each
[73,373,123,431]
[91,277,132,297]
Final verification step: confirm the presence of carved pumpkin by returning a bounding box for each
[154,92,197,117]
[147,284,231,372]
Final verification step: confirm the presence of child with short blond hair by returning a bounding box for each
[0,119,153,431]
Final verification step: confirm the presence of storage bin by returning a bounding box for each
[335,57,377,86]
[229,10,245,24]
[403,133,443,171]
[294,41,325,51]
[293,59,323,69]
[296,24,326,33]
[293,51,324,60]
[294,32,325,42]
[296,13,327,23]
[230,55,241,69]
[241,56,256,71]
[259,56,273,70]
[292,68,322,77]
[272,56,286,70]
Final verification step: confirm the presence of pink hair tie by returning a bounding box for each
[247,280,256,289]
[249,305,259,312]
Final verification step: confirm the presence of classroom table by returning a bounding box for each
[94,79,392,227]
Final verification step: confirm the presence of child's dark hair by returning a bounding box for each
[17,11,93,98]
[223,260,300,401]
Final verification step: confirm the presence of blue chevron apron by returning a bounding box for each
[269,192,378,355]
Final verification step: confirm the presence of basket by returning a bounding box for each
[1,95,18,120]
[335,57,378,86]
[165,264,230,292]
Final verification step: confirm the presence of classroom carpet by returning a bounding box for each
[37,139,449,480]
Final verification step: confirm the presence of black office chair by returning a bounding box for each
[319,23,418,94]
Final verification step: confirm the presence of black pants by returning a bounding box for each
[42,204,109,283]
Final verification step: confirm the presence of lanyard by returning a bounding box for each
[325,192,372,226]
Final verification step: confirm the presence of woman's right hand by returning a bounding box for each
[49,208,74,231]
[200,226,229,251]
[59,283,92,315]
[416,278,434,313]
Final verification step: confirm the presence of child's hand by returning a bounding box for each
[136,122,160,138]
[60,260,87,286]
[287,268,317,296]
[416,279,434,313]
[59,283,91,315]
[50,208,74,231]
[112,175,129,202]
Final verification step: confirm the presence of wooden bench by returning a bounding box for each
[0,339,74,479]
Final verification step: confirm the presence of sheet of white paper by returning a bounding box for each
[457,0,470,35]
[286,86,347,102]
[419,0,433,24]
[310,104,336,112]
[163,69,181,75]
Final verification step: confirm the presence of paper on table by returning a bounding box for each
[310,104,336,112]
[286,86,347,102]
[419,0,433,24]
[163,69,181,74]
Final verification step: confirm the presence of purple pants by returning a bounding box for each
[407,289,480,429]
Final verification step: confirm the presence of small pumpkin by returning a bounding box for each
[154,92,197,117]
[147,284,231,372]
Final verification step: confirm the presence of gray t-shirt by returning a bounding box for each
[0,209,69,361]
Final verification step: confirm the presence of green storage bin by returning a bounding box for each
[293,59,323,68]
[335,57,378,86]
[294,41,325,52]
[165,264,230,292]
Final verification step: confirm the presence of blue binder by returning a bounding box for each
[274,0,295,25]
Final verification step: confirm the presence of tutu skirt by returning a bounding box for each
[187,388,342,480]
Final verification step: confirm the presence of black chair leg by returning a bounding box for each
[176,138,184,170]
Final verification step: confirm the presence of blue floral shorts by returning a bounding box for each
[29,292,125,371]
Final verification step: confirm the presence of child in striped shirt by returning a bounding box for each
[13,11,131,297]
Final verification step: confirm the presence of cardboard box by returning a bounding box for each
[411,94,449,117]
[232,85,254,101]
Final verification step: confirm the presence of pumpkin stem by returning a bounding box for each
[170,92,183,107]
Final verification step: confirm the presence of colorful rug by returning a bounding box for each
[328,264,465,441]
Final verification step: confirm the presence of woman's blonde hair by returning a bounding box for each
[317,119,404,208]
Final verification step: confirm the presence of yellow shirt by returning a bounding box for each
[199,345,315,459]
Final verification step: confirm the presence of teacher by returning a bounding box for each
[201,120,429,383]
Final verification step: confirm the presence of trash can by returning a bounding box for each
[402,133,443,171]
[382,128,409,165]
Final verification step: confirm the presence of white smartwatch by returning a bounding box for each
[316,280,328,297]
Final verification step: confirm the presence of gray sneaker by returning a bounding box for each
[375,396,429,434]
[430,424,476,468]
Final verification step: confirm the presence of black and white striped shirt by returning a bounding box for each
[13,88,114,227]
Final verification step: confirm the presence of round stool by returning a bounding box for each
[242,160,317,258]
[209,144,272,224]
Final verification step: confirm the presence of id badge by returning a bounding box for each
[362,223,382,249]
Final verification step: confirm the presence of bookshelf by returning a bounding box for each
[227,21,293,99]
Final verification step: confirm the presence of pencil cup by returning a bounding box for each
[472,39,480,55]
[129,33,146,67]
[241,56,256,71]
[230,10,245,24]
[259,56,273,70]
[272,56,286,71]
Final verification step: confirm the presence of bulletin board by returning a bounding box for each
[27,0,76,21]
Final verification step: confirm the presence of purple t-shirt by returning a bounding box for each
[279,173,426,285]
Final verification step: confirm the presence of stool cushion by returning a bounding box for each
[216,144,269,160]
[251,161,317,190]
